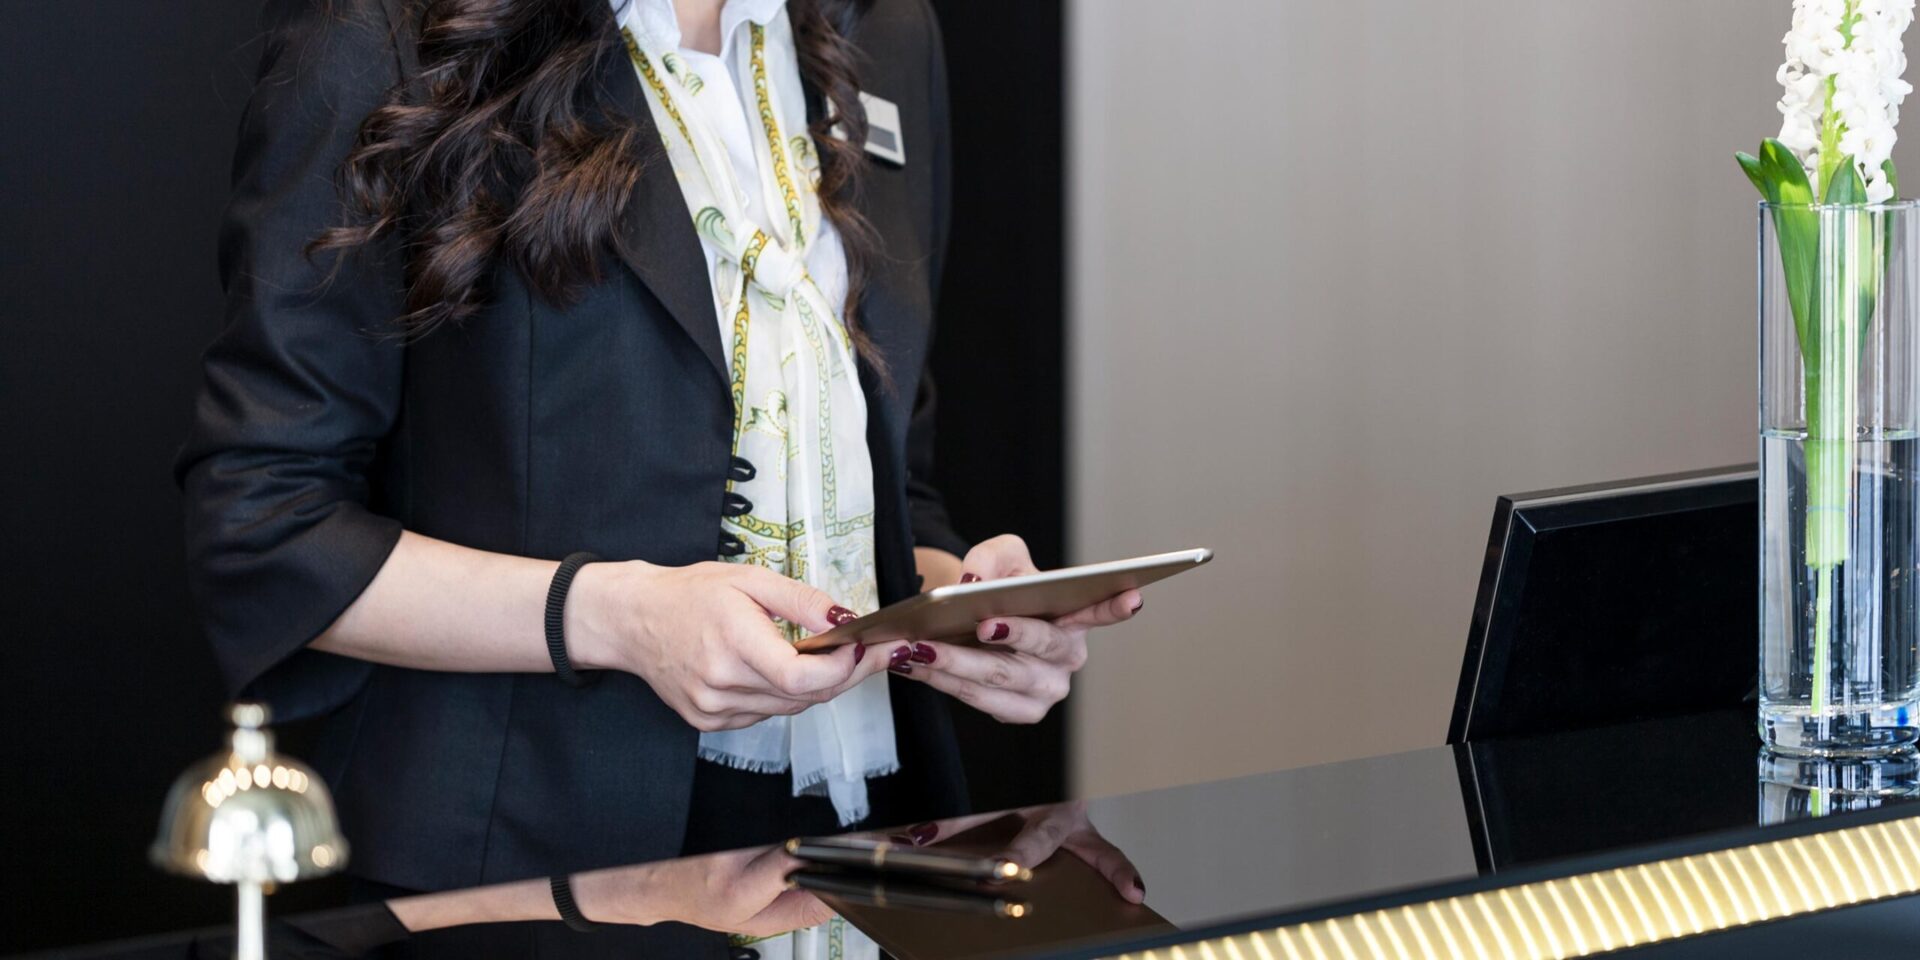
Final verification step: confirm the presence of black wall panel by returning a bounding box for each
[0,1,1063,950]
[0,5,265,951]
[923,0,1070,815]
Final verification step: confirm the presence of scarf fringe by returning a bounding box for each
[696,746,794,775]
[697,748,901,791]
[698,750,901,826]
[789,759,901,794]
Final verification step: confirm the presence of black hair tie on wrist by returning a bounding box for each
[550,875,601,932]
[545,551,603,688]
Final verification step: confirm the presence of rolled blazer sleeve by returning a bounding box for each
[173,0,408,720]
[904,2,970,562]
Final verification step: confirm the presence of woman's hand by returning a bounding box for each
[568,560,906,732]
[999,802,1144,902]
[899,535,1141,724]
[573,845,834,936]
[891,802,1146,904]
[387,845,832,937]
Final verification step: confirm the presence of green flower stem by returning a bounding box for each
[1817,1,1864,201]
[1807,0,1866,603]
[1804,205,1875,719]
[1818,76,1842,200]
[1797,378,1843,718]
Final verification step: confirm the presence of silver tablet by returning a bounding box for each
[793,548,1214,652]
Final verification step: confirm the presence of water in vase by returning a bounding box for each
[1760,431,1920,756]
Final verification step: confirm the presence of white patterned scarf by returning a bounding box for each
[618,3,896,827]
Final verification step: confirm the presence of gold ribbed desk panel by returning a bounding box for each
[1106,815,1920,960]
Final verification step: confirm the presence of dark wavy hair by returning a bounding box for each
[312,0,878,351]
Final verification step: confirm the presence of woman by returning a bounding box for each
[176,0,1141,947]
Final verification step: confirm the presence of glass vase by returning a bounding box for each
[1757,749,1920,824]
[1760,199,1920,757]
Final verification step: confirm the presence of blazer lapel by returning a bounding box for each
[597,18,727,382]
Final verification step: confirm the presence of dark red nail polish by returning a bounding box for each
[960,573,982,584]
[907,822,939,845]
[827,605,858,626]
[890,663,914,676]
[910,642,937,664]
[987,622,1010,642]
[852,643,866,665]
[888,646,912,671]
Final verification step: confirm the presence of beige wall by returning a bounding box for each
[1067,1,1920,796]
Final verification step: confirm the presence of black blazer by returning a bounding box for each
[176,0,970,894]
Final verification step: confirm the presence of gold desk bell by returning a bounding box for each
[151,703,348,960]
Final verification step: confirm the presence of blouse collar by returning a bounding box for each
[611,0,789,54]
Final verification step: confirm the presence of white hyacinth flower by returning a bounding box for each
[1777,0,1916,202]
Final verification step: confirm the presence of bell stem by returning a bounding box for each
[237,880,265,960]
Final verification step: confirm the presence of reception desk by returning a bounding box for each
[43,706,1920,959]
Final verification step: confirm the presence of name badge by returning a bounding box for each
[864,92,906,166]
[851,91,906,166]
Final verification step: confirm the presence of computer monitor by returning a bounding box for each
[1447,465,1758,745]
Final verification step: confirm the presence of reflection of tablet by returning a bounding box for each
[793,548,1213,653]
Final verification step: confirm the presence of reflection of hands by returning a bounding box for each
[388,845,832,938]
[901,801,1146,904]
[575,844,833,936]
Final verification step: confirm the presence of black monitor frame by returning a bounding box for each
[1448,464,1759,745]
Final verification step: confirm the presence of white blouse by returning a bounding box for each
[609,0,850,328]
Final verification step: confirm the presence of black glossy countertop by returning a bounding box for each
[44,708,1920,959]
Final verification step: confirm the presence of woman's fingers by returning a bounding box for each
[738,843,801,889]
[959,534,1040,581]
[891,810,1004,846]
[760,642,906,709]
[817,642,908,698]
[1051,589,1143,629]
[706,692,814,724]
[906,666,1053,724]
[908,641,1053,699]
[732,615,862,699]
[684,667,831,729]
[904,630,1075,725]
[726,844,830,936]
[732,564,857,636]
[1063,829,1146,904]
[737,889,837,938]
[701,642,902,730]
[975,616,1087,668]
[991,803,1144,904]
[724,567,872,698]
[999,805,1080,871]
